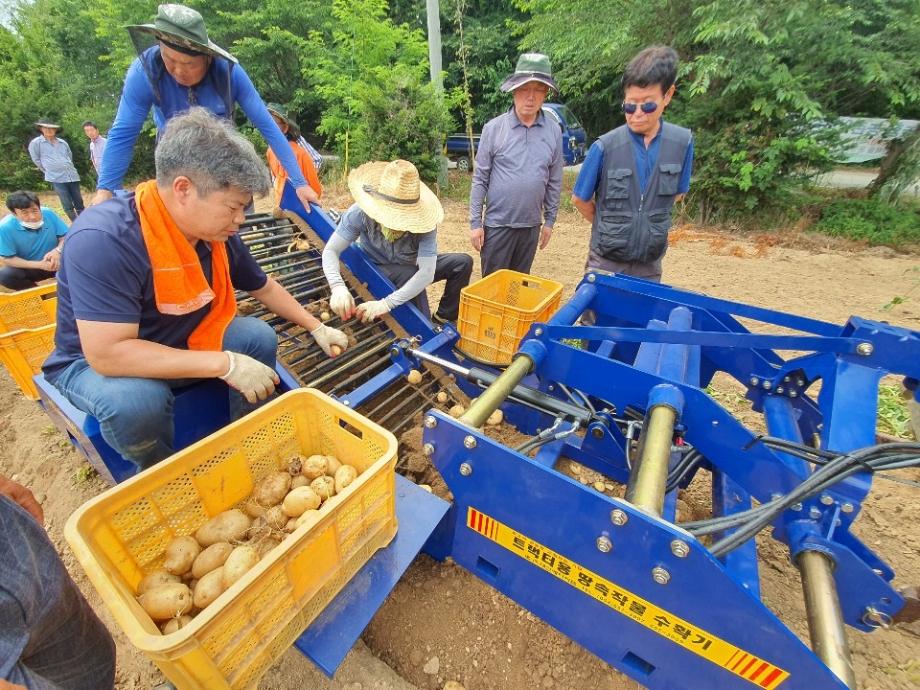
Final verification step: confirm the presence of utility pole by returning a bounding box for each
[426,0,448,186]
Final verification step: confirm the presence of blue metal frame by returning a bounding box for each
[418,271,918,688]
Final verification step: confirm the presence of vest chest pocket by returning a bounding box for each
[605,168,632,201]
[657,163,682,196]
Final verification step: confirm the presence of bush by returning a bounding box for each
[812,197,920,247]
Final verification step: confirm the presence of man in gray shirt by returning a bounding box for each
[469,53,563,277]
[82,121,107,176]
[27,120,84,220]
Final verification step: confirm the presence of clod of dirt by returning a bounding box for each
[423,656,440,675]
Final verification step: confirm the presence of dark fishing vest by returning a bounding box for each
[590,122,691,264]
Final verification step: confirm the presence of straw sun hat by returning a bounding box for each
[348,160,443,234]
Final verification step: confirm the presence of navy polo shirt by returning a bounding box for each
[42,194,267,382]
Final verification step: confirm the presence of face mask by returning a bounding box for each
[20,219,43,230]
[380,226,406,243]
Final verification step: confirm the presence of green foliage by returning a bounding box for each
[877,384,911,439]
[812,197,920,247]
[516,0,920,220]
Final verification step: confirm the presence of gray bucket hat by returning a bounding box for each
[500,53,559,93]
[127,4,237,64]
[34,120,61,129]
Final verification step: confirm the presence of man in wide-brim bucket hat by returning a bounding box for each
[499,52,560,93]
[92,4,320,214]
[321,159,473,326]
[28,119,84,220]
[468,52,564,277]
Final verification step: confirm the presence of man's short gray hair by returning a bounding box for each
[155,107,271,197]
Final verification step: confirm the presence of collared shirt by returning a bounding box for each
[336,204,437,267]
[88,136,107,173]
[27,136,80,183]
[0,209,69,261]
[98,46,307,193]
[41,194,267,382]
[573,120,694,201]
[469,107,563,230]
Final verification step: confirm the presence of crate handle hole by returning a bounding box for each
[337,418,364,439]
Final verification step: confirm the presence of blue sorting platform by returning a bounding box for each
[295,473,450,676]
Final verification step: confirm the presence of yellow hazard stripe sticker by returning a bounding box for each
[466,507,790,690]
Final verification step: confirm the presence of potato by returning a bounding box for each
[284,517,298,532]
[486,409,504,426]
[137,569,181,596]
[301,454,328,479]
[193,568,225,609]
[255,536,281,558]
[436,391,449,404]
[310,476,335,501]
[334,465,358,494]
[195,509,252,547]
[449,404,465,418]
[325,455,342,476]
[286,455,304,476]
[191,542,233,580]
[138,583,193,621]
[320,311,331,322]
[242,498,266,519]
[295,509,322,530]
[263,505,287,530]
[164,536,200,576]
[330,344,343,356]
[160,614,193,635]
[222,545,259,589]
[282,486,322,516]
[254,472,291,507]
[290,475,310,489]
[407,369,423,385]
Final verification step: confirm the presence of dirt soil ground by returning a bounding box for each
[1,189,918,690]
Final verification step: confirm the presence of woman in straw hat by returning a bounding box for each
[322,160,473,324]
[91,4,319,215]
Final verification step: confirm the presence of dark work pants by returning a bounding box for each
[0,266,55,290]
[0,496,116,690]
[50,182,84,221]
[582,247,663,325]
[481,225,540,277]
[378,253,474,322]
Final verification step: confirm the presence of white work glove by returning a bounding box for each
[310,324,349,357]
[219,351,280,404]
[329,285,356,320]
[356,299,391,323]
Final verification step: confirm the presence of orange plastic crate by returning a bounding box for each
[457,269,563,365]
[0,324,55,400]
[64,389,398,690]
[0,282,56,332]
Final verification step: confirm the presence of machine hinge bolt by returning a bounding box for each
[791,503,803,512]
[423,443,435,457]
[464,435,478,449]
[670,540,689,558]
[424,415,438,429]
[592,426,604,439]
[610,509,629,526]
[776,387,784,394]
[652,567,671,585]
[343,400,351,407]
[587,273,596,283]
[459,462,473,477]
[789,391,798,398]
[596,536,613,553]
[762,380,772,390]
[750,377,759,386]
[841,502,855,514]
[856,342,874,356]
[783,375,791,383]
[819,494,834,506]
[808,506,822,519]
[547,384,555,391]
[534,327,544,336]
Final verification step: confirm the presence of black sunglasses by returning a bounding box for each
[622,101,659,115]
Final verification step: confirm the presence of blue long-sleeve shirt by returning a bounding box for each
[98,46,308,192]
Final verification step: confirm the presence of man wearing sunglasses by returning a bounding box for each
[572,45,693,282]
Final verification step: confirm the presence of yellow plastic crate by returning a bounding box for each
[0,323,56,400]
[457,269,563,366]
[0,282,57,332]
[64,389,398,690]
